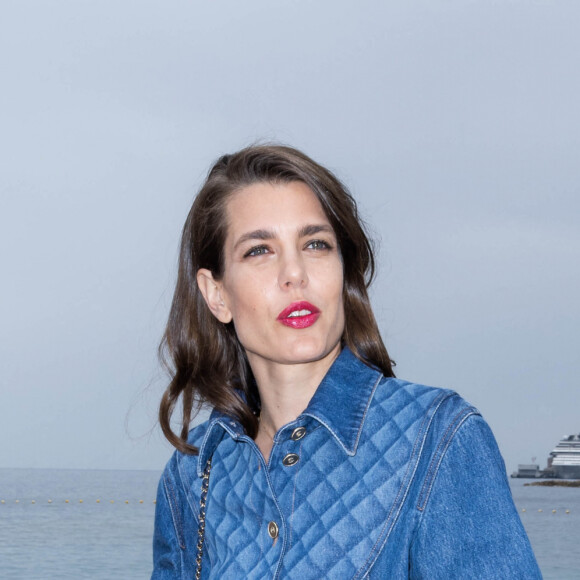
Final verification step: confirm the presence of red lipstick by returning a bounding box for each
[277,301,321,329]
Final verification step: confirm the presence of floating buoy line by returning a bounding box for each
[520,508,571,514]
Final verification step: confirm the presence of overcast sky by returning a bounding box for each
[1,1,578,473]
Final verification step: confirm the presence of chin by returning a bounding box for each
[284,337,340,365]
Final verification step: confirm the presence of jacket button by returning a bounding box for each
[282,453,299,467]
[268,521,279,539]
[290,427,306,441]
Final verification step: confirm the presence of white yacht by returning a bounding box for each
[548,433,580,479]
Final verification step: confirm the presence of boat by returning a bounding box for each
[547,433,580,479]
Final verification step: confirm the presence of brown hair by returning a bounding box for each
[159,144,395,454]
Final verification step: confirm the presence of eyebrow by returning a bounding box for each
[233,224,335,251]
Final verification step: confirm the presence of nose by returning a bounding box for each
[278,251,308,289]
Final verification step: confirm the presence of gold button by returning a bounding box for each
[268,521,279,539]
[282,453,299,467]
[290,427,306,441]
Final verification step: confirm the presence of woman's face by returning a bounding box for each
[204,181,345,374]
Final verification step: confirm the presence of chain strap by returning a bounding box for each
[195,457,212,580]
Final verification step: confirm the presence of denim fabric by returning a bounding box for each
[152,348,541,579]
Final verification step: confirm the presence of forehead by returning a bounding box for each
[224,181,332,241]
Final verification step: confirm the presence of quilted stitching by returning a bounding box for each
[185,375,452,579]
[154,348,540,579]
[277,382,442,579]
[162,348,485,580]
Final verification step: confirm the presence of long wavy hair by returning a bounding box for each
[159,144,395,454]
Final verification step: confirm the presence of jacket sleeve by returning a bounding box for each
[409,414,542,579]
[151,465,188,579]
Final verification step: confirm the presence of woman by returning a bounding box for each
[152,145,541,579]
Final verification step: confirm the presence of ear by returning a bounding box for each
[196,268,233,324]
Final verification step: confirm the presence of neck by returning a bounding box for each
[249,345,341,445]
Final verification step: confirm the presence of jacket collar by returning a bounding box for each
[197,347,384,476]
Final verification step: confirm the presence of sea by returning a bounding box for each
[0,468,578,579]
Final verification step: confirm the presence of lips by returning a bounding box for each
[277,301,321,329]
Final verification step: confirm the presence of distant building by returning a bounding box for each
[512,432,580,479]
[511,464,541,478]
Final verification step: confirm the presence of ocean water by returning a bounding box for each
[0,468,160,580]
[510,479,580,580]
[0,469,578,579]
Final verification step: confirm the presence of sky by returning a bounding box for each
[1,1,578,473]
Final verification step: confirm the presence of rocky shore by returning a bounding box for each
[523,480,580,487]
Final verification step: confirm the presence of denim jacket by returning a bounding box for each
[152,348,541,579]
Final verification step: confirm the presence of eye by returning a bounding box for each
[305,239,331,251]
[244,245,270,258]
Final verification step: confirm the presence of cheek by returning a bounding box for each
[325,262,345,299]
[332,265,346,321]
[223,275,265,321]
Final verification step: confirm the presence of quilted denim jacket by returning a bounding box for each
[152,348,541,579]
